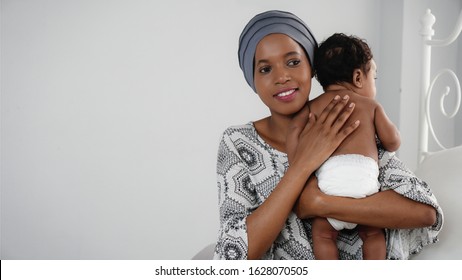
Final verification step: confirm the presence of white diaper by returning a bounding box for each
[315,154,380,231]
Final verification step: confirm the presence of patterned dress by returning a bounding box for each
[213,123,443,260]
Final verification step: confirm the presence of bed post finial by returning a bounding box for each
[420,9,436,37]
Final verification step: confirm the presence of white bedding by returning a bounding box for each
[412,145,462,259]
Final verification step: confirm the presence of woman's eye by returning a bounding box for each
[288,59,300,66]
[259,66,271,73]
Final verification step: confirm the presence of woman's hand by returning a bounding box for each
[294,175,326,219]
[286,95,359,172]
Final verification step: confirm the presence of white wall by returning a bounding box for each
[1,0,459,259]
[376,0,404,136]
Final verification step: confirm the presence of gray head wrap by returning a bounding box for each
[238,10,318,93]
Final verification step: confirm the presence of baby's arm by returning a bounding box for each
[374,104,400,152]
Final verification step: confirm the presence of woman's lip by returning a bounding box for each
[274,88,298,101]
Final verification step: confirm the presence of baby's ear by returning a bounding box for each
[352,69,364,88]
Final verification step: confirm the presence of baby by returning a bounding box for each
[308,33,401,259]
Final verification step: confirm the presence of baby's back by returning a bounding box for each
[308,90,379,161]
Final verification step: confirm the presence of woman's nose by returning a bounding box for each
[274,67,291,84]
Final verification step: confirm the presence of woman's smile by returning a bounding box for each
[274,88,298,102]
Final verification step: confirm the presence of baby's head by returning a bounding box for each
[314,33,375,94]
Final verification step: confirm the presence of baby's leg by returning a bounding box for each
[358,225,386,259]
[312,217,339,259]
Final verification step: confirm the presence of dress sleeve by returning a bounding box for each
[213,131,259,260]
[377,144,444,259]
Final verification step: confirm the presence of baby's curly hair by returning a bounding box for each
[314,33,373,89]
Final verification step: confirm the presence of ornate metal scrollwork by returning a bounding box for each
[425,69,461,149]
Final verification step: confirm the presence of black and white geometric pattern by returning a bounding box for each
[213,123,443,260]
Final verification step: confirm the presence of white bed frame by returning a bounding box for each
[413,9,462,259]
[418,9,462,163]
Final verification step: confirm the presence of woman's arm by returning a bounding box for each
[294,176,436,229]
[246,95,359,259]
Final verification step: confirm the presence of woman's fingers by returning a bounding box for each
[330,100,357,132]
[293,94,359,166]
[339,118,360,138]
[317,95,344,124]
[316,94,359,139]
[288,95,359,168]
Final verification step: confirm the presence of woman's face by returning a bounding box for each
[253,33,312,117]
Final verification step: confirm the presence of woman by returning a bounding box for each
[214,10,442,260]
